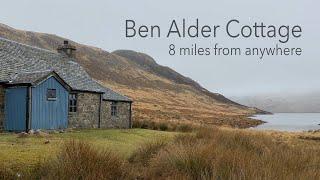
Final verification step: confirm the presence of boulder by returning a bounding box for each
[59,129,65,133]
[28,129,35,134]
[34,129,49,137]
[17,132,29,138]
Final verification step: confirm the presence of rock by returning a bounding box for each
[44,140,50,144]
[59,129,65,133]
[34,129,49,137]
[48,130,59,134]
[28,129,35,134]
[34,129,42,134]
[17,132,29,138]
[16,173,21,178]
[65,128,74,132]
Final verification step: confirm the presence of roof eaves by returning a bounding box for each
[103,98,133,103]
[72,89,105,94]
[2,83,32,87]
[0,81,9,85]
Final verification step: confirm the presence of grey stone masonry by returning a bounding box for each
[101,101,131,128]
[0,86,5,130]
[68,92,101,128]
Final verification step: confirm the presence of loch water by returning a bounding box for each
[250,113,320,132]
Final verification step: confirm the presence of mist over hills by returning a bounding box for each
[231,92,320,113]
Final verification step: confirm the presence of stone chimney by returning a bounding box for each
[57,40,76,58]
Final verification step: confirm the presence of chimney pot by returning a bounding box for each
[57,40,76,58]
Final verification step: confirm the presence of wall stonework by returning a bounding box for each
[101,101,131,128]
[0,86,5,130]
[68,92,101,128]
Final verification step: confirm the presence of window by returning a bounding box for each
[69,93,77,112]
[47,89,57,100]
[111,102,117,117]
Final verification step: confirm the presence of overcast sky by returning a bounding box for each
[0,0,319,97]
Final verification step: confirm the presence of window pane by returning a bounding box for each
[47,89,57,100]
[69,93,78,112]
[111,102,117,116]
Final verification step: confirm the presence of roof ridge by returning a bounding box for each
[18,70,53,74]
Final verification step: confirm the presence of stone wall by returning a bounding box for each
[101,101,131,128]
[0,86,5,130]
[68,92,101,128]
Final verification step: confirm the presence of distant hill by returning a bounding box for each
[0,23,264,127]
[231,92,320,113]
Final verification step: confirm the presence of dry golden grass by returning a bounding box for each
[135,128,320,180]
[39,140,127,180]
[1,128,319,179]
[106,85,262,128]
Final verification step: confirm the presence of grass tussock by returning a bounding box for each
[39,140,128,180]
[0,165,15,179]
[133,120,194,132]
[128,140,167,165]
[143,128,320,180]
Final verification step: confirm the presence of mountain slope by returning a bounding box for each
[0,23,263,127]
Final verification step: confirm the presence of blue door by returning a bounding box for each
[5,87,27,131]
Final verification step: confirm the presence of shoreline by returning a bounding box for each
[247,113,320,132]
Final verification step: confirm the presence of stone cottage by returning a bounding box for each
[0,38,132,131]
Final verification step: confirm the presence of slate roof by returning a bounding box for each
[7,70,52,84]
[6,70,72,91]
[0,37,132,102]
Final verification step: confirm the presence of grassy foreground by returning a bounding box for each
[0,129,176,171]
[0,128,320,179]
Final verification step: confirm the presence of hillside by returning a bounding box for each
[231,92,320,113]
[0,23,263,127]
